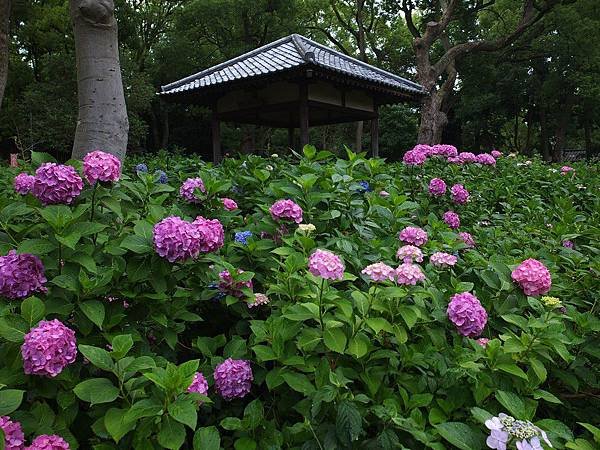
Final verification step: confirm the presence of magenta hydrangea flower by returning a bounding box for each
[82,150,121,185]
[269,199,303,223]
[428,178,447,196]
[213,358,253,400]
[560,165,574,175]
[395,263,425,285]
[398,226,428,247]
[443,211,460,229]
[491,150,502,158]
[476,153,496,166]
[433,144,458,157]
[32,163,83,205]
[447,156,462,164]
[447,292,487,337]
[248,293,270,308]
[193,216,225,253]
[153,216,201,262]
[0,250,47,299]
[308,249,344,280]
[218,269,253,297]
[187,372,209,396]
[14,173,35,195]
[396,245,424,263]
[25,434,70,450]
[511,259,552,296]
[179,178,206,203]
[411,144,433,155]
[450,184,470,204]
[361,262,396,282]
[221,198,238,210]
[458,152,477,163]
[430,252,458,267]
[21,319,77,377]
[459,231,476,248]
[0,416,25,450]
[562,240,574,249]
[402,148,427,166]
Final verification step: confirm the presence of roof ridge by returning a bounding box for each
[161,35,298,92]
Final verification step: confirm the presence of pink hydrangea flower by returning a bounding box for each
[269,199,303,223]
[361,262,396,282]
[308,249,344,280]
[511,259,551,296]
[179,178,206,203]
[560,166,574,175]
[398,226,428,247]
[411,144,433,155]
[248,293,270,308]
[0,416,25,450]
[476,153,496,165]
[187,372,209,396]
[403,148,427,166]
[379,190,390,197]
[477,337,489,347]
[458,152,477,163]
[153,216,201,262]
[428,178,447,196]
[25,434,70,450]
[221,198,238,210]
[430,252,458,267]
[32,163,83,205]
[218,269,253,297]
[0,250,47,299]
[82,150,121,185]
[447,292,487,337]
[491,150,502,158]
[433,144,458,157]
[395,263,425,285]
[447,156,462,164]
[459,231,476,248]
[450,184,470,204]
[13,173,35,195]
[21,319,77,377]
[396,245,424,263]
[193,216,224,253]
[214,358,253,400]
[443,211,460,229]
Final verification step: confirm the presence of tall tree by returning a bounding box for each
[0,0,10,110]
[398,0,559,144]
[70,0,128,160]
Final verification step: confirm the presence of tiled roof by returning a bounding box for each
[160,34,424,96]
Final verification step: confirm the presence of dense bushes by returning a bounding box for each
[0,146,598,449]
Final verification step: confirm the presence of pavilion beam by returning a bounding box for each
[299,84,309,149]
[211,106,221,163]
[371,104,379,158]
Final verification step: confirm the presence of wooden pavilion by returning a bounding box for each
[160,34,425,162]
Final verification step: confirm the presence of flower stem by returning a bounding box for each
[318,278,326,330]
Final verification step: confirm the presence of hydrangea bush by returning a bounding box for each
[0,147,598,449]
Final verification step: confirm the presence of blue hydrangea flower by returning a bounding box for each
[235,230,253,245]
[357,181,372,193]
[154,170,168,184]
[135,163,148,173]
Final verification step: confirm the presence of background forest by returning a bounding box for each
[1,0,599,161]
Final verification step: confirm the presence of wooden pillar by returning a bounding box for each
[371,104,379,158]
[288,127,294,149]
[299,84,309,148]
[211,107,221,163]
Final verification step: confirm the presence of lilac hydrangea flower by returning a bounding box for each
[0,416,25,450]
[395,263,425,285]
[187,372,209,396]
[193,216,224,253]
[450,184,470,204]
[447,292,487,337]
[218,269,253,297]
[14,173,35,195]
[443,211,460,229]
[428,178,447,196]
[308,249,344,280]
[396,245,424,263]
[21,319,77,377]
[179,178,206,203]
[433,144,458,157]
[458,152,477,163]
[25,434,70,450]
[153,216,201,263]
[214,358,253,400]
[430,252,458,268]
[485,413,552,450]
[82,150,122,185]
[398,226,428,247]
[459,231,476,248]
[248,293,270,308]
[403,148,427,166]
[269,199,303,223]
[562,240,574,249]
[221,198,238,210]
[32,163,83,205]
[0,250,47,299]
[361,262,396,282]
[511,259,551,296]
[476,153,496,166]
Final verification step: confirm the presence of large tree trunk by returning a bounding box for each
[417,90,447,144]
[0,0,10,111]
[539,108,551,161]
[552,94,574,162]
[70,0,128,160]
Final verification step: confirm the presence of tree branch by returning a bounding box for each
[306,26,351,55]
[400,0,421,38]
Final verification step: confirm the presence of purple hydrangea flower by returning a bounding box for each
[25,434,70,450]
[403,148,427,166]
[221,198,238,210]
[308,249,344,280]
[218,269,253,297]
[155,170,168,184]
[361,262,396,282]
[450,184,470,204]
[428,178,447,196]
[395,263,425,285]
[14,173,35,195]
[153,216,201,263]
[511,259,551,296]
[433,144,458,157]
[443,211,460,229]
[82,150,121,185]
[21,319,77,377]
[0,250,47,299]
[193,216,224,253]
[32,163,83,205]
[476,153,496,166]
[248,293,270,308]
[458,152,477,163]
[430,252,458,268]
[396,245,424,263]
[491,150,502,158]
[459,232,475,248]
[447,292,487,337]
[179,178,206,203]
[562,240,574,249]
[398,226,428,247]
[213,358,253,400]
[269,199,303,224]
[0,416,25,450]
[187,372,209,396]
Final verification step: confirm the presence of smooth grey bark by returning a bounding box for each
[0,0,10,111]
[70,0,128,160]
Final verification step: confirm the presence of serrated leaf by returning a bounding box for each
[21,297,45,327]
[78,345,114,371]
[74,378,119,405]
[336,401,362,445]
[281,372,315,395]
[168,397,197,430]
[193,426,220,450]
[323,327,346,353]
[495,391,525,419]
[497,363,529,380]
[0,389,24,415]
[79,300,105,329]
[104,408,135,443]
[435,422,485,450]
